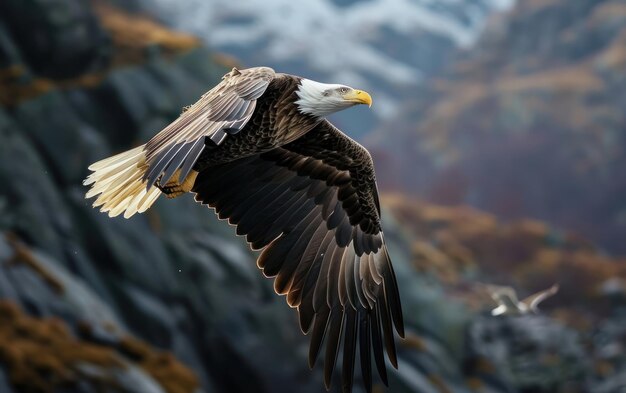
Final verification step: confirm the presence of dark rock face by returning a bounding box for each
[465,312,626,393]
[465,315,588,393]
[0,0,111,78]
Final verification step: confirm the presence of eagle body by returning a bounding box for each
[84,67,403,393]
[194,73,318,169]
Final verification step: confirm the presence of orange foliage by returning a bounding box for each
[118,336,199,393]
[590,2,626,25]
[0,299,199,393]
[0,66,55,107]
[496,65,604,93]
[597,27,626,69]
[400,332,428,352]
[0,301,123,392]
[383,193,626,318]
[93,1,200,67]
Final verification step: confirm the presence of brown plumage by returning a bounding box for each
[84,66,404,393]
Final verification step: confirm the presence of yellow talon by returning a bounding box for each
[161,170,199,198]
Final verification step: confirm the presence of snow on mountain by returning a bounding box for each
[139,0,514,128]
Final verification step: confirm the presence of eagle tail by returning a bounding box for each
[83,145,161,219]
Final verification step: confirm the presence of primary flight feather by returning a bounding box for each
[84,66,404,393]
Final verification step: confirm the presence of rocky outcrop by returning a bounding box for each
[465,315,587,393]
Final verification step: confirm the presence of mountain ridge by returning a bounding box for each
[138,0,514,135]
[369,0,626,254]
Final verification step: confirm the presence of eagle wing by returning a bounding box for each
[192,120,404,393]
[521,284,559,312]
[143,66,275,187]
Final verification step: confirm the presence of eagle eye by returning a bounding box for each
[338,87,349,94]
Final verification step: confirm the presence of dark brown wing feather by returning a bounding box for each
[192,120,404,393]
[143,66,276,187]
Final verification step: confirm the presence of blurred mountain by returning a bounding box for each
[383,194,626,319]
[368,0,626,254]
[137,0,515,136]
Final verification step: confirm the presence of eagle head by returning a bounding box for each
[295,79,372,118]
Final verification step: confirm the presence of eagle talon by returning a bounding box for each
[158,170,199,199]
[160,184,184,199]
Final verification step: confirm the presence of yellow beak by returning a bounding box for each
[344,89,372,107]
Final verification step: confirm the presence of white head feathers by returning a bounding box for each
[295,79,357,118]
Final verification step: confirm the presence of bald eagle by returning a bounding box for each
[84,67,404,393]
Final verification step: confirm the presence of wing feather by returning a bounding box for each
[192,120,403,391]
[143,67,275,188]
[342,308,358,393]
[324,306,344,390]
[359,311,373,393]
[309,305,331,368]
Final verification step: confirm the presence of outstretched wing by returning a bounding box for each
[143,66,275,188]
[522,284,559,313]
[192,120,404,393]
[488,286,519,305]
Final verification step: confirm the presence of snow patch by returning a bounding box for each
[139,0,515,121]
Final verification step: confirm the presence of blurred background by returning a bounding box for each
[0,0,624,392]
